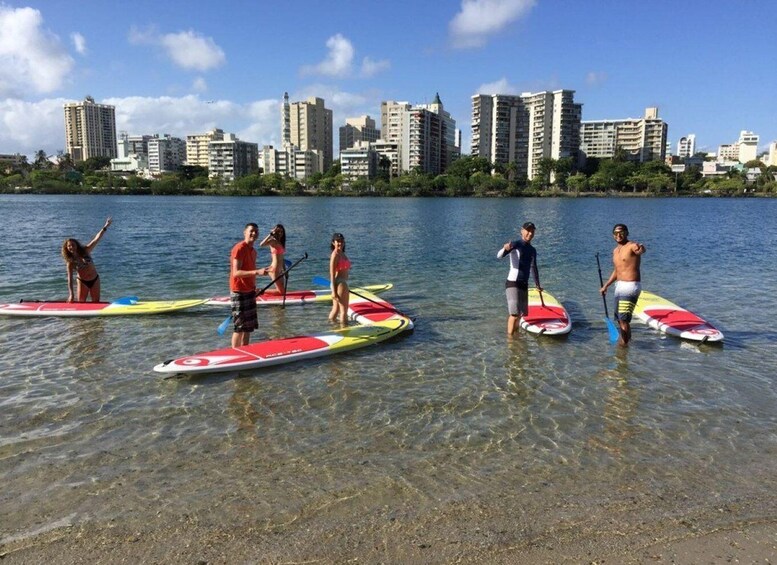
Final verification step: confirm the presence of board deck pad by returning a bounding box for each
[519,288,572,336]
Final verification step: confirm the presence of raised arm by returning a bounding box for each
[85,217,112,252]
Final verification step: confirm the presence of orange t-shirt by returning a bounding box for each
[229,241,257,293]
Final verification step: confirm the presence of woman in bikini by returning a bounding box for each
[259,224,287,294]
[328,232,351,325]
[61,217,112,302]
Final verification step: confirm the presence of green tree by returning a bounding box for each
[566,173,588,194]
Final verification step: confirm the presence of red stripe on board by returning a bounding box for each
[643,308,709,331]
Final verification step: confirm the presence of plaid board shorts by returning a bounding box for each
[231,290,258,332]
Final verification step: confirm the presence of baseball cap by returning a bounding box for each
[522,222,536,231]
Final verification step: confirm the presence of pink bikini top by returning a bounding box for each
[337,256,351,271]
[271,245,285,255]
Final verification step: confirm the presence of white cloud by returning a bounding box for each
[161,30,225,71]
[449,0,536,49]
[128,26,226,72]
[192,77,208,93]
[301,34,354,77]
[586,71,608,87]
[360,56,390,78]
[0,6,74,96]
[474,77,520,95]
[71,32,87,55]
[0,95,283,158]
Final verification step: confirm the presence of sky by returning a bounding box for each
[1,0,776,160]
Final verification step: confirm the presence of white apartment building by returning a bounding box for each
[262,145,323,180]
[187,128,224,168]
[677,134,696,159]
[208,133,259,181]
[580,107,667,165]
[340,141,379,181]
[716,131,759,164]
[339,116,380,151]
[381,94,458,176]
[63,96,118,162]
[372,141,400,178]
[472,90,581,179]
[148,135,186,174]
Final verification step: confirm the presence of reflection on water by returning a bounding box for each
[1,195,777,540]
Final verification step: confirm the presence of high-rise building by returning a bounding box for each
[283,96,333,172]
[148,135,186,174]
[339,116,380,151]
[767,142,777,167]
[341,141,379,181]
[580,107,667,165]
[186,128,224,168]
[677,134,696,159]
[208,133,259,181]
[716,131,760,164]
[381,101,411,171]
[63,96,118,162]
[471,90,581,179]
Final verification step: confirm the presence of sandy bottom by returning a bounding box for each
[3,480,776,564]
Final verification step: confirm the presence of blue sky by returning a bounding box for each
[1,0,775,159]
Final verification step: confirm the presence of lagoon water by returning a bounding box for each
[1,195,776,557]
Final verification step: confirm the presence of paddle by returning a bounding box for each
[282,258,292,309]
[595,253,620,343]
[312,276,413,320]
[217,253,308,335]
[112,296,139,305]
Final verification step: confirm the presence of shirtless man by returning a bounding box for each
[600,223,646,345]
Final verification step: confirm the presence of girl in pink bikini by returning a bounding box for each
[260,224,287,294]
[328,232,351,325]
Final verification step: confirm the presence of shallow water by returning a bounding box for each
[1,195,776,544]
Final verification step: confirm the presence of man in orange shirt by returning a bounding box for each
[230,223,268,347]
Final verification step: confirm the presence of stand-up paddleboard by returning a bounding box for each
[0,298,207,317]
[519,288,572,336]
[153,290,413,375]
[204,283,393,307]
[635,290,723,343]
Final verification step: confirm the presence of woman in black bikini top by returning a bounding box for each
[61,217,112,302]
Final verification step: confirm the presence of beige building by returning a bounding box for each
[341,141,379,181]
[339,116,380,151]
[471,90,581,179]
[716,131,760,164]
[283,95,333,172]
[186,128,224,168]
[63,96,118,162]
[580,107,667,165]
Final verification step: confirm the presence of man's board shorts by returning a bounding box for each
[231,290,258,332]
[506,281,529,317]
[614,281,641,323]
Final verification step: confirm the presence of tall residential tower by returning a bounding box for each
[63,96,118,162]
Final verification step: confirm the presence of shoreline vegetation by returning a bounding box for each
[3,154,776,197]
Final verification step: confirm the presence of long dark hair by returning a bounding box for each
[271,224,286,247]
[330,232,345,252]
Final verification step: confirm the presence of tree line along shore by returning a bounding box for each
[3,153,776,197]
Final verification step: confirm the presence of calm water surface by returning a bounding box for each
[1,195,776,541]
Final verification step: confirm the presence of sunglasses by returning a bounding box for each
[613,231,627,236]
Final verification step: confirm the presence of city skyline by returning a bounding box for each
[1,0,775,160]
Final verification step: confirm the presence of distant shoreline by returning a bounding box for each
[1,187,771,198]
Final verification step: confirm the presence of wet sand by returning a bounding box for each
[4,471,776,564]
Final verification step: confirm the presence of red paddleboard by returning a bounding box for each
[204,283,392,306]
[635,290,723,343]
[519,289,572,336]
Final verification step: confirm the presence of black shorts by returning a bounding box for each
[230,290,258,332]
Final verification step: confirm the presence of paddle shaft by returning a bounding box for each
[595,253,611,319]
[218,253,308,334]
[313,276,412,320]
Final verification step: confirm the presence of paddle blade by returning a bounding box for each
[217,315,232,336]
[312,276,331,287]
[113,296,139,305]
[605,317,620,343]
